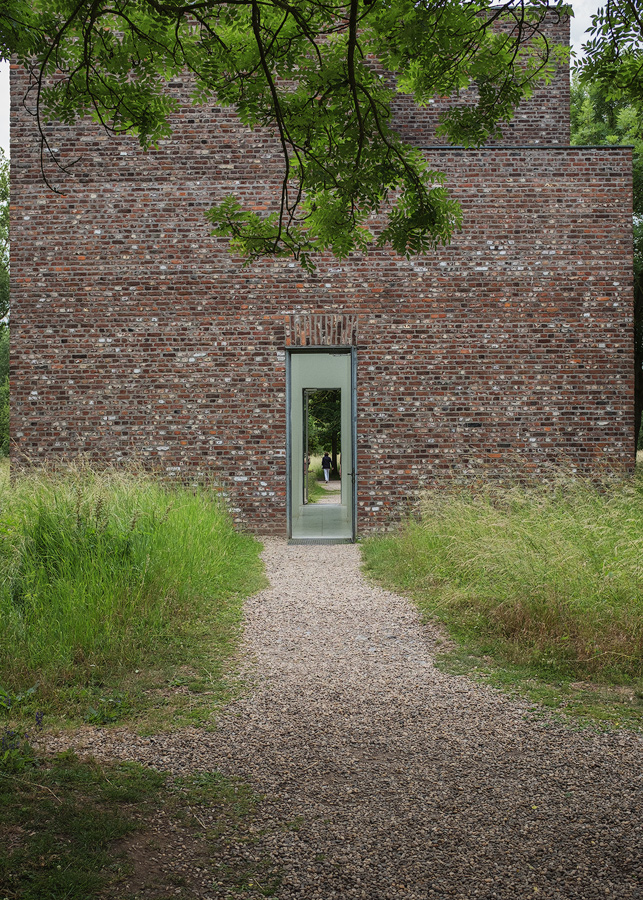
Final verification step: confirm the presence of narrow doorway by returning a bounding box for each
[288,350,356,542]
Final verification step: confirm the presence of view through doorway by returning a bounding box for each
[303,389,342,506]
[288,351,356,542]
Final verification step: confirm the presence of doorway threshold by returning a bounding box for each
[288,538,354,545]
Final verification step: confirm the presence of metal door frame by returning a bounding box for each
[286,347,357,542]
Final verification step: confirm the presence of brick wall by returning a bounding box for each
[10,19,634,534]
[391,11,571,147]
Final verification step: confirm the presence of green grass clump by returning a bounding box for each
[0,466,264,719]
[362,476,643,685]
[308,454,324,480]
[0,750,163,899]
[306,470,327,503]
[0,736,269,900]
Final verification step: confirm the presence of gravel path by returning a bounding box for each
[44,538,642,899]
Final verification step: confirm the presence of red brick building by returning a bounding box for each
[10,14,634,539]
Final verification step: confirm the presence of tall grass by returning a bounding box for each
[308,454,323,480]
[362,476,643,683]
[0,466,263,695]
[306,470,327,503]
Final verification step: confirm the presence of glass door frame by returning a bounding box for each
[286,347,357,542]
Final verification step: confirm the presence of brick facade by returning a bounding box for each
[10,13,635,534]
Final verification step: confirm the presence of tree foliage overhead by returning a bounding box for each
[307,389,341,472]
[577,0,643,117]
[2,0,567,268]
[575,2,643,278]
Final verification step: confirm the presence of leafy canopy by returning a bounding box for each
[577,0,643,116]
[575,1,643,279]
[307,389,341,456]
[3,0,567,269]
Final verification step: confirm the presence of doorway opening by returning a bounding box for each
[288,351,356,542]
[303,389,342,506]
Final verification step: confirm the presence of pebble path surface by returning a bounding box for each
[44,539,642,898]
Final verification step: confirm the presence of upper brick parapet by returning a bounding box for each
[390,8,570,147]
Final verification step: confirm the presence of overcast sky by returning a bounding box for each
[0,0,604,158]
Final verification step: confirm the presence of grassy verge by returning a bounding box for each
[0,732,280,900]
[0,465,265,731]
[362,474,643,731]
[0,464,280,898]
[306,469,327,503]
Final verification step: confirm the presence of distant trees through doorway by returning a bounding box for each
[307,389,341,478]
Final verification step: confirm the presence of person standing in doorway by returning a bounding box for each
[321,452,332,482]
